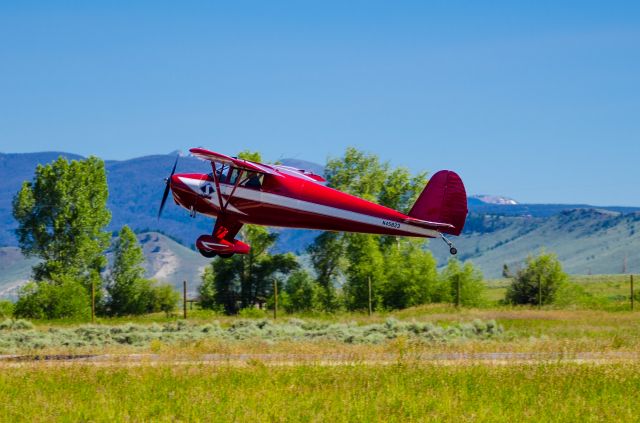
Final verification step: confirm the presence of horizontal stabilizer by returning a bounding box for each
[403,216,455,230]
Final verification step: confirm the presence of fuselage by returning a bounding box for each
[169,165,440,239]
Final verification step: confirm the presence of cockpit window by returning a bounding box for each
[208,167,264,190]
[228,168,241,184]
[240,172,264,190]
[207,164,230,182]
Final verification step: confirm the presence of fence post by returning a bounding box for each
[456,274,461,308]
[273,280,278,320]
[91,280,95,324]
[631,275,635,311]
[183,280,187,319]
[538,274,542,310]
[368,276,372,316]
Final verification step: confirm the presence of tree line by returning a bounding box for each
[5,148,571,320]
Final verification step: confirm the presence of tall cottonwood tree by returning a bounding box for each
[309,147,435,311]
[12,156,111,307]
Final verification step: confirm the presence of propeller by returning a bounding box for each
[158,155,179,219]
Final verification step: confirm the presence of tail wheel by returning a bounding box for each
[198,249,218,258]
[217,253,234,259]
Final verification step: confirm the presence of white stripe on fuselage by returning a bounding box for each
[178,177,439,238]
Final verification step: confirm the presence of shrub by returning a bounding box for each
[284,270,321,313]
[0,300,14,318]
[13,277,91,320]
[0,319,34,331]
[505,252,568,305]
[149,284,180,315]
[439,259,486,307]
[0,318,503,352]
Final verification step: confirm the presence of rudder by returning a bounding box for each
[409,170,468,236]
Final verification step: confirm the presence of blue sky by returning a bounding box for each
[1,1,639,205]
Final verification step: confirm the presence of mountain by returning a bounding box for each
[471,195,519,205]
[0,247,39,300]
[1,150,640,289]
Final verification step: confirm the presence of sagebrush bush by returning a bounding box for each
[0,318,503,352]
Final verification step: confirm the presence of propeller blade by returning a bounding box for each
[158,155,179,219]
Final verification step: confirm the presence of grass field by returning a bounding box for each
[2,275,639,421]
[1,362,639,422]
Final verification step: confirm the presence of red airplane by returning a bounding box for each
[158,148,468,258]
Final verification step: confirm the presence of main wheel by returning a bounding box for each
[217,253,235,259]
[198,249,218,258]
[449,247,458,255]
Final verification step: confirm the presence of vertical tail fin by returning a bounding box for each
[409,170,468,236]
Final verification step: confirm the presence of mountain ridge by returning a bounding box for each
[1,150,639,290]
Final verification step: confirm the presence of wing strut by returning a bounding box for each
[212,214,243,241]
[222,169,244,212]
[210,161,225,212]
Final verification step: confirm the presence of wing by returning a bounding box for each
[190,147,279,176]
[271,164,326,183]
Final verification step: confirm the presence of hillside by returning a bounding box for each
[431,209,640,277]
[0,232,210,300]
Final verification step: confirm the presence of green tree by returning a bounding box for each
[382,240,441,309]
[321,147,438,311]
[307,232,345,311]
[379,168,428,213]
[210,225,299,314]
[325,147,388,201]
[12,156,111,291]
[440,259,486,307]
[505,252,568,306]
[284,270,320,313]
[149,283,180,315]
[198,265,219,310]
[107,226,161,315]
[12,156,110,319]
[343,233,386,311]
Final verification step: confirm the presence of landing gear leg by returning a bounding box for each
[441,234,457,256]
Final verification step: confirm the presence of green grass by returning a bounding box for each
[484,274,636,308]
[1,363,638,422]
